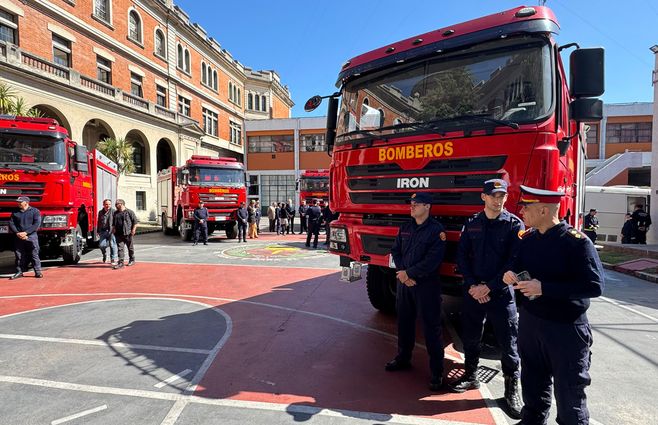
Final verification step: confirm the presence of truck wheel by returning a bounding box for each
[366,265,397,314]
[162,214,174,235]
[62,225,84,264]
[179,221,192,241]
[225,223,238,239]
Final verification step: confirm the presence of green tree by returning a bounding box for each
[96,137,135,185]
[0,81,16,114]
[417,67,480,120]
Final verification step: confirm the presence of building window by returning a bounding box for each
[203,108,218,137]
[230,121,242,145]
[93,0,110,23]
[260,175,296,212]
[177,44,183,69]
[237,88,241,106]
[178,95,190,116]
[301,134,326,152]
[154,29,166,58]
[0,9,18,45]
[261,96,267,112]
[128,10,142,43]
[130,72,143,97]
[212,70,218,90]
[585,123,598,144]
[136,191,146,211]
[156,85,167,107]
[52,34,71,67]
[184,49,190,73]
[201,62,207,85]
[248,93,253,110]
[132,141,145,174]
[96,56,112,84]
[247,135,294,153]
[606,122,652,143]
[228,82,233,102]
[248,174,259,196]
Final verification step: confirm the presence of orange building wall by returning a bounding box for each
[606,169,629,186]
[271,95,291,119]
[605,143,652,157]
[300,152,331,170]
[248,152,294,170]
[586,143,599,159]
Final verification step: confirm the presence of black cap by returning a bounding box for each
[17,196,30,203]
[407,192,433,204]
[483,179,508,195]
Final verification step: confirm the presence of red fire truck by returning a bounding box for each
[298,169,329,205]
[0,115,117,263]
[305,6,604,313]
[157,155,247,240]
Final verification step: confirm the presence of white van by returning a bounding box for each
[584,186,651,243]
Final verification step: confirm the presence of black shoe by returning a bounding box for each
[193,242,198,246]
[203,242,208,245]
[385,358,412,372]
[504,376,523,419]
[429,375,443,392]
[9,272,23,280]
[305,244,310,247]
[102,254,107,263]
[449,370,480,393]
[113,263,124,270]
[127,260,135,267]
[35,272,43,278]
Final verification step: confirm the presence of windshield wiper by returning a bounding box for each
[0,162,48,172]
[445,113,519,129]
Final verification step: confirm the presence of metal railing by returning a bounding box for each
[21,52,70,79]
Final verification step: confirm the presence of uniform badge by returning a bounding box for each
[439,232,447,241]
[518,229,526,239]
[569,229,582,239]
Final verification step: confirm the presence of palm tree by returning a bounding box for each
[0,81,16,114]
[10,97,31,116]
[96,137,135,186]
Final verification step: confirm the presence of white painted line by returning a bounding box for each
[590,418,606,425]
[0,375,485,425]
[51,404,107,424]
[160,400,188,425]
[154,369,193,389]
[0,333,212,355]
[598,296,658,323]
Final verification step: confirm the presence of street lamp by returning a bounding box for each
[650,45,658,53]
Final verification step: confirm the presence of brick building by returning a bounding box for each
[0,0,292,220]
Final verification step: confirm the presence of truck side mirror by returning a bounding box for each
[570,98,603,122]
[326,96,339,156]
[570,48,604,98]
[74,145,89,173]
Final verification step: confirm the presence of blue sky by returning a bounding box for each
[174,0,657,117]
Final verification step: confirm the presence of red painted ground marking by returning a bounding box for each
[0,261,495,425]
[616,258,658,271]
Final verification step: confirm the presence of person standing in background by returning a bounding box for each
[97,199,117,265]
[9,196,42,279]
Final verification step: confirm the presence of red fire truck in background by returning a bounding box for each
[0,115,117,263]
[298,169,329,205]
[157,155,247,241]
[305,6,604,313]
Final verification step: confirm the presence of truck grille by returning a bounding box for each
[363,214,467,231]
[346,156,507,177]
[0,182,46,202]
[199,192,239,207]
[361,233,458,263]
[348,173,500,190]
[350,191,482,205]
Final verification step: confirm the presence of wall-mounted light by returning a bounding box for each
[650,45,658,54]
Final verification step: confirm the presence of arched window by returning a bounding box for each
[177,44,183,69]
[228,82,233,101]
[128,10,142,43]
[184,49,190,73]
[154,29,166,57]
[254,94,259,111]
[131,140,145,174]
[201,62,207,84]
[237,88,241,105]
[361,98,370,117]
[378,109,385,127]
[212,70,218,90]
[261,96,267,112]
[248,93,253,110]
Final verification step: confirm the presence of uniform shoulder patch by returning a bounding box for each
[518,228,534,239]
[568,228,586,239]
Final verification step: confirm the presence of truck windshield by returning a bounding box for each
[336,37,553,141]
[188,167,245,186]
[0,134,66,171]
[300,177,329,192]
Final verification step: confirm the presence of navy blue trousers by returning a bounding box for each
[461,293,520,377]
[194,222,208,243]
[519,310,593,425]
[15,233,41,273]
[396,280,444,377]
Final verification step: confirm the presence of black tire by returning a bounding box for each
[366,265,397,314]
[62,224,84,264]
[162,214,174,235]
[179,221,192,241]
[225,222,238,239]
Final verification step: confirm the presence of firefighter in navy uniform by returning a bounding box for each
[503,186,604,425]
[386,192,447,392]
[631,204,652,244]
[451,179,523,418]
[9,196,43,279]
[192,200,209,245]
[582,209,599,244]
[305,199,322,248]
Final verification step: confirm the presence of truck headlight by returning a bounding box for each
[41,215,68,228]
[330,227,347,242]
[187,210,194,218]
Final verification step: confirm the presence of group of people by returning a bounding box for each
[267,200,296,236]
[235,200,261,242]
[387,180,604,425]
[621,205,652,244]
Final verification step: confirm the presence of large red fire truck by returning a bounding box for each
[0,115,117,263]
[298,169,329,205]
[157,155,247,240]
[305,6,604,313]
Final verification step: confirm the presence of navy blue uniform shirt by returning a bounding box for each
[236,207,248,223]
[193,207,209,222]
[457,210,524,298]
[9,206,41,235]
[307,205,322,223]
[512,221,604,323]
[390,217,446,284]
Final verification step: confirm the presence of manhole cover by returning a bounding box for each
[216,243,327,261]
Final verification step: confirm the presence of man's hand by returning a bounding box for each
[404,278,417,287]
[515,278,542,298]
[199,219,205,224]
[476,294,491,304]
[396,270,409,283]
[468,284,490,300]
[502,271,518,285]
